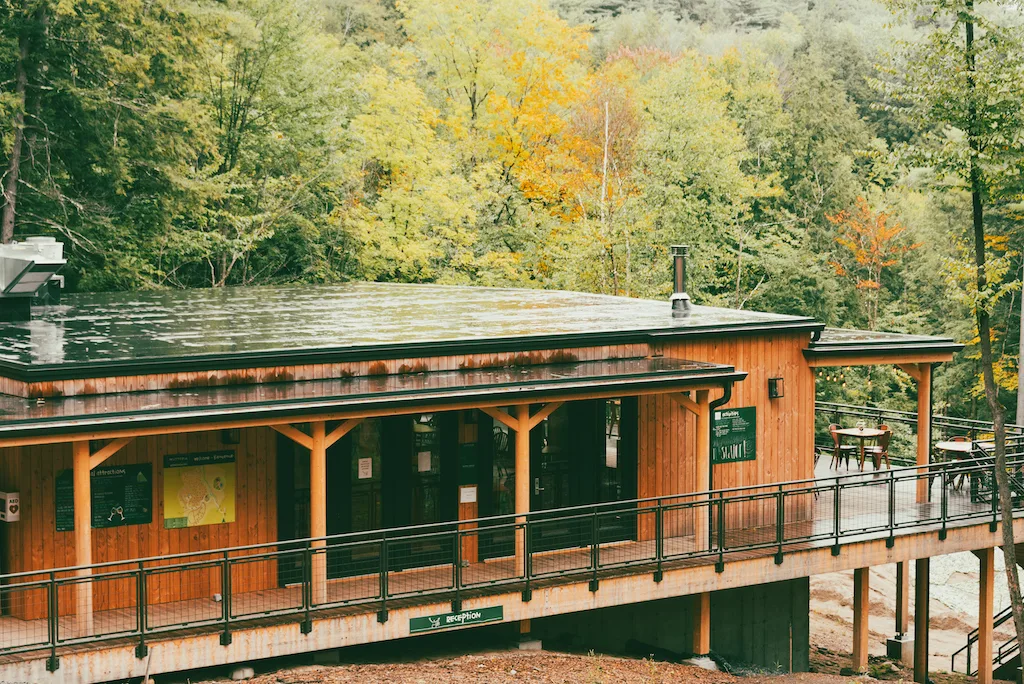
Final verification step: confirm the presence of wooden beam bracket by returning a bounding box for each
[325,418,364,448]
[88,437,133,470]
[897,363,923,382]
[480,406,520,432]
[669,392,702,416]
[270,423,314,450]
[527,402,564,431]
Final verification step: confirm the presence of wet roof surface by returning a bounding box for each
[808,328,963,353]
[0,283,816,370]
[0,357,743,435]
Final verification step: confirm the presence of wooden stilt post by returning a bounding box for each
[916,365,931,503]
[310,421,328,606]
[896,561,909,636]
[691,591,711,656]
[976,547,995,684]
[515,405,530,578]
[914,557,930,684]
[852,567,870,671]
[73,440,93,638]
[694,390,711,552]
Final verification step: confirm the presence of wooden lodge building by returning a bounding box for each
[0,243,1013,684]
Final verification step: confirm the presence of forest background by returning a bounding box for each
[1,0,1022,421]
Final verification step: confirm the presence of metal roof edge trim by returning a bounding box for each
[0,320,820,383]
[0,369,748,439]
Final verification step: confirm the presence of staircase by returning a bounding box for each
[951,606,1018,676]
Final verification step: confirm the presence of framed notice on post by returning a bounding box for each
[55,464,153,531]
[712,407,756,464]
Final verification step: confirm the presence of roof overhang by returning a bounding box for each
[804,328,963,367]
[0,357,746,446]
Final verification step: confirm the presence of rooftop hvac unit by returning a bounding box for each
[0,237,66,321]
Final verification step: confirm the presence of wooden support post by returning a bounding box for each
[691,591,711,656]
[916,365,931,503]
[852,567,870,672]
[895,561,909,636]
[310,421,328,605]
[914,557,930,684]
[515,405,530,577]
[73,440,94,638]
[694,390,711,551]
[976,547,995,684]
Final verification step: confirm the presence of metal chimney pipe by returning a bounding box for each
[670,244,692,317]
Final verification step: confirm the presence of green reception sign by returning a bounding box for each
[409,606,503,634]
[712,407,757,464]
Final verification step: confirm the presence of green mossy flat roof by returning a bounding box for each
[0,283,819,377]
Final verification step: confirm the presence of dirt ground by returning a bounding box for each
[213,651,853,684]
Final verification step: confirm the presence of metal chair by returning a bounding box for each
[829,424,857,470]
[864,429,892,470]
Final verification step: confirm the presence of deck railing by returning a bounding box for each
[4,452,1024,671]
[815,401,1024,465]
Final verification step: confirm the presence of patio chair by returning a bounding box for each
[863,429,892,470]
[829,424,858,470]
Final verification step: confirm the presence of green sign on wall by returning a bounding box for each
[712,407,757,464]
[409,606,503,633]
[55,464,153,531]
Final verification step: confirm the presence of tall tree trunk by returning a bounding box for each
[1,29,30,244]
[964,2,1024,660]
[1017,283,1024,426]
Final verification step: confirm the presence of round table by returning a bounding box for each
[833,427,886,469]
[934,440,991,490]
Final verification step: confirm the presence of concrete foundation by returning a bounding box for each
[709,577,810,672]
[532,577,810,672]
[886,635,914,666]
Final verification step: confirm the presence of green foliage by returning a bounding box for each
[2,0,1023,419]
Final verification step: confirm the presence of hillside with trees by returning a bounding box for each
[2,0,1023,423]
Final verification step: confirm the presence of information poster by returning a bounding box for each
[55,464,153,531]
[163,451,236,529]
[712,407,757,464]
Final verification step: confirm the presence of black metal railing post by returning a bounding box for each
[589,509,599,592]
[774,485,784,564]
[301,542,313,633]
[522,522,533,602]
[654,504,664,582]
[46,570,58,672]
[832,480,841,556]
[377,533,389,623]
[886,469,896,548]
[220,551,232,645]
[715,494,725,572]
[991,459,1000,532]
[135,561,148,658]
[939,467,949,540]
[452,529,462,612]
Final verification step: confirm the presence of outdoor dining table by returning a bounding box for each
[934,440,992,491]
[833,426,886,469]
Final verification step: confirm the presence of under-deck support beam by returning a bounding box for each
[852,567,870,671]
[914,557,930,683]
[975,547,995,684]
[691,591,711,656]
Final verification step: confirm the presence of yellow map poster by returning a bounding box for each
[163,451,236,528]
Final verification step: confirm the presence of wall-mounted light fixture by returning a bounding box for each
[221,428,241,445]
[768,377,784,399]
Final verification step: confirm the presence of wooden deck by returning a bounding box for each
[0,460,995,661]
